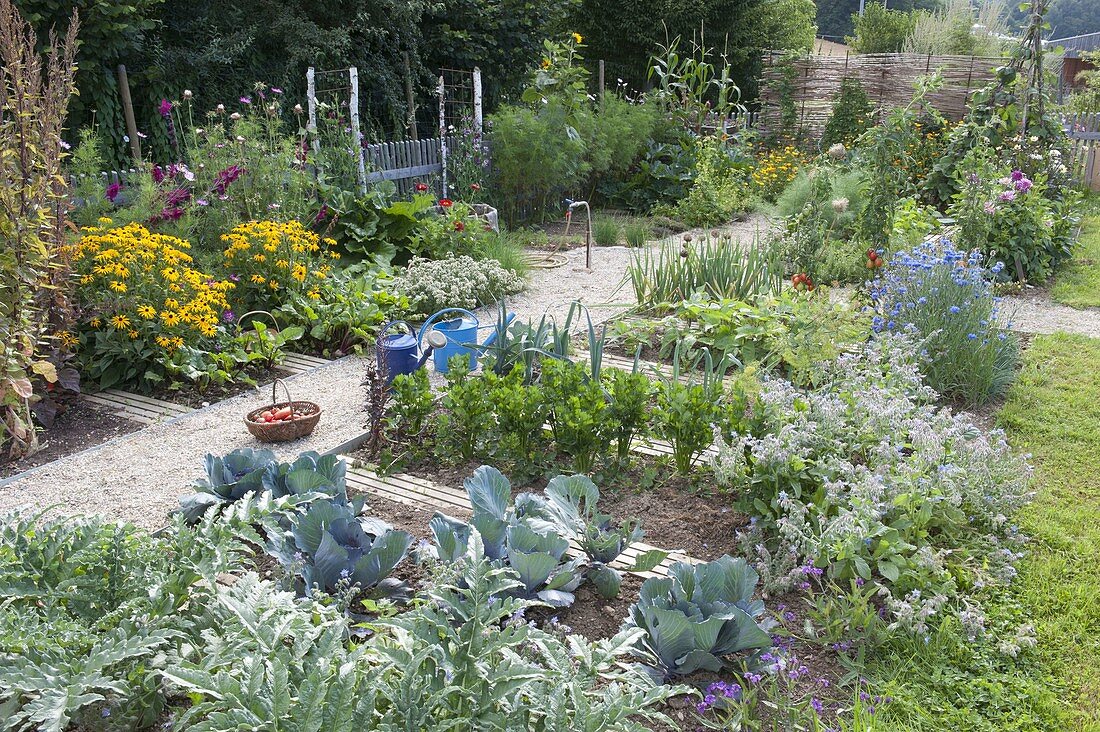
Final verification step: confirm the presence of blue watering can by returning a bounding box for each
[417,308,515,374]
[376,321,448,384]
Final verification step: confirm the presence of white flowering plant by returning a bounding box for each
[713,334,1031,631]
[393,255,525,317]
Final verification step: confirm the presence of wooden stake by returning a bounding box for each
[116,65,141,162]
[349,67,368,191]
[403,52,418,140]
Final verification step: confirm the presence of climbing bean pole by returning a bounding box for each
[0,0,78,459]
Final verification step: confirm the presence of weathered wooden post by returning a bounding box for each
[349,66,368,191]
[306,67,320,158]
[116,65,141,162]
[473,66,484,136]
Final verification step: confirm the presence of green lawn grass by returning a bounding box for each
[851,332,1100,731]
[998,332,1100,730]
[1051,215,1100,309]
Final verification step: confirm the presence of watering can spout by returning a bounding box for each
[416,330,449,369]
[417,308,514,374]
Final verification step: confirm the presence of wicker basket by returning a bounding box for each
[245,379,322,443]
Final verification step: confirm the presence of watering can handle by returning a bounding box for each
[417,308,478,350]
[377,320,413,345]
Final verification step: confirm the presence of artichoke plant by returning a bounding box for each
[625,556,773,678]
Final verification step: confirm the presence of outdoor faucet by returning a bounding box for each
[563,198,593,271]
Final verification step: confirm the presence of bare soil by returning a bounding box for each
[150,363,295,409]
[0,401,142,479]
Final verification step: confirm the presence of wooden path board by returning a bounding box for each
[85,352,331,422]
[342,462,698,579]
[279,352,333,376]
[84,389,194,425]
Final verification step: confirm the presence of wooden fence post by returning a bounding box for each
[348,67,368,191]
[116,65,141,162]
[598,60,606,105]
[306,67,320,158]
[473,66,484,136]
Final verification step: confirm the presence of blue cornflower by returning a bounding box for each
[967,333,977,340]
[949,306,960,314]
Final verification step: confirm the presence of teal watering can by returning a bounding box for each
[418,308,515,374]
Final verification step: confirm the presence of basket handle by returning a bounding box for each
[272,377,292,406]
[235,310,281,338]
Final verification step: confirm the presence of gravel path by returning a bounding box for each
[475,214,774,329]
[0,355,371,530]
[830,285,1100,339]
[1001,290,1100,338]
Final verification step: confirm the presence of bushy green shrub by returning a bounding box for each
[593,215,622,245]
[654,136,755,227]
[847,2,918,53]
[950,156,1079,282]
[820,78,874,151]
[490,101,588,222]
[773,167,865,235]
[623,217,652,247]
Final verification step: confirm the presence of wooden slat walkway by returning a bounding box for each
[84,390,194,425]
[343,462,698,579]
[85,351,331,423]
[279,352,332,375]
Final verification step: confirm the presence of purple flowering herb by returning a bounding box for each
[240,96,252,105]
[1015,177,1032,192]
[1010,169,1024,182]
[811,697,824,714]
[223,310,235,323]
[159,98,172,118]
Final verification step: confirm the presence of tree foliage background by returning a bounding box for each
[816,0,943,43]
[16,0,815,166]
[569,0,815,98]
